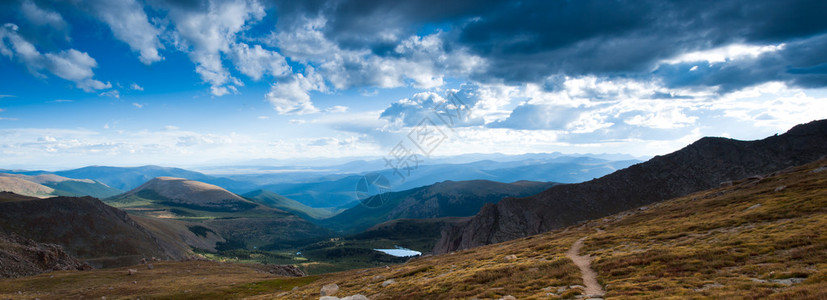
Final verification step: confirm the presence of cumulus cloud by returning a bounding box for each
[229,42,291,80]
[130,83,144,91]
[265,68,325,115]
[20,0,67,31]
[83,0,163,64]
[161,0,265,95]
[324,105,348,113]
[0,24,110,92]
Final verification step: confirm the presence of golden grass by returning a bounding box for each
[0,261,315,300]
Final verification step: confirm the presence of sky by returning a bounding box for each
[1,0,826,170]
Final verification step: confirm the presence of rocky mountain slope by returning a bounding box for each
[0,194,190,268]
[321,180,557,233]
[436,119,827,253]
[0,231,90,278]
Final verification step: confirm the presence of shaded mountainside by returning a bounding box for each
[322,180,557,234]
[436,119,827,253]
[0,194,190,268]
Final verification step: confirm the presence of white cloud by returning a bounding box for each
[269,17,485,111]
[132,102,143,108]
[99,90,120,98]
[229,42,291,80]
[663,43,785,65]
[325,105,349,113]
[163,125,179,131]
[624,107,698,129]
[130,83,144,91]
[163,0,265,95]
[20,0,67,31]
[265,68,325,115]
[0,24,111,92]
[84,0,163,64]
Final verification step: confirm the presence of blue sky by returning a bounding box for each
[1,0,826,170]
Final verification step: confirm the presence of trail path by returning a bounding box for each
[566,237,605,298]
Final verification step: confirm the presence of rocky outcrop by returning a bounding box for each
[435,119,827,253]
[253,264,306,277]
[0,232,90,278]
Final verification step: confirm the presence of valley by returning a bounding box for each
[3,1,826,299]
[0,120,826,299]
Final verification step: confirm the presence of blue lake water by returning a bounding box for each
[374,247,422,257]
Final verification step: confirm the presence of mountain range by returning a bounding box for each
[435,119,827,253]
[3,148,824,298]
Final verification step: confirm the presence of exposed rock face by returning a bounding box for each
[435,119,827,253]
[254,264,306,277]
[0,232,90,278]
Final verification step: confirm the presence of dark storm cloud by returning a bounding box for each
[455,0,827,83]
[655,33,827,92]
[272,0,827,90]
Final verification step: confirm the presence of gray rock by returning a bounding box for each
[320,283,339,296]
[382,279,395,287]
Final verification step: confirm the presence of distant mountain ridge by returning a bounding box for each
[435,119,827,253]
[261,157,637,208]
[322,180,557,233]
[0,173,122,198]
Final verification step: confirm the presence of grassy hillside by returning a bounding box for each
[0,176,55,198]
[2,159,824,299]
[0,173,123,198]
